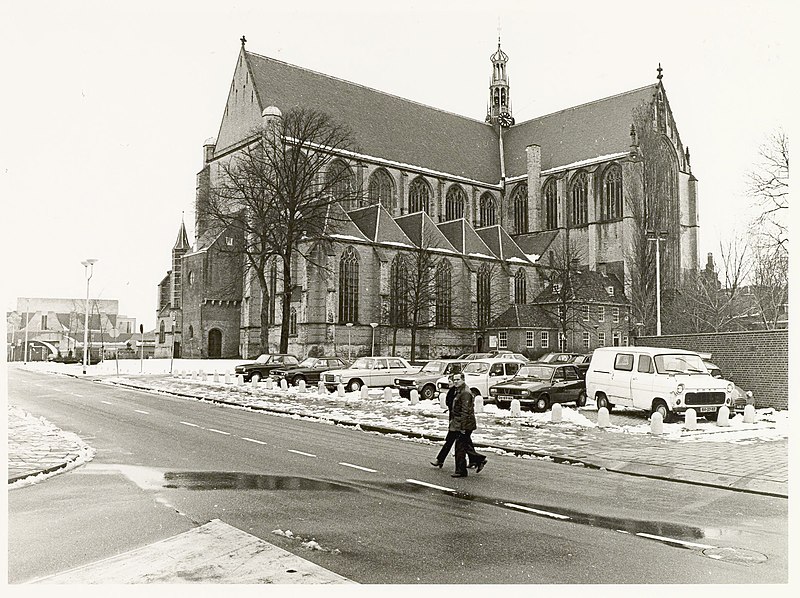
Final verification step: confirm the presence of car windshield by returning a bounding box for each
[298,358,318,367]
[422,361,446,374]
[255,355,270,364]
[654,354,708,375]
[351,358,374,370]
[516,365,553,380]
[463,362,489,374]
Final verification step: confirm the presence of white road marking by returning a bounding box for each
[101,401,113,405]
[207,428,231,435]
[634,532,716,550]
[288,450,317,458]
[339,462,377,473]
[504,503,571,520]
[71,393,85,397]
[134,410,150,415]
[241,437,268,445]
[616,530,630,534]
[179,421,200,427]
[406,479,456,493]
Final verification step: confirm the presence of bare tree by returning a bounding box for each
[748,129,788,253]
[206,107,359,353]
[750,243,788,329]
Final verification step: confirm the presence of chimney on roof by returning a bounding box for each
[203,137,216,164]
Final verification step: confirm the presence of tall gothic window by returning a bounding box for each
[477,264,491,328]
[602,164,623,221]
[445,185,466,221]
[389,255,408,326]
[159,320,165,344]
[512,183,529,233]
[408,177,431,215]
[479,192,496,227]
[368,168,394,210]
[544,178,558,229]
[289,307,298,336]
[327,159,355,210]
[268,259,277,325]
[435,260,452,326]
[514,268,527,304]
[570,171,588,226]
[338,247,359,323]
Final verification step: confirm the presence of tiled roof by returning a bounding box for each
[348,204,414,247]
[475,225,531,263]
[394,212,458,253]
[244,51,502,184]
[512,231,559,262]
[503,84,658,175]
[532,269,628,304]
[489,304,559,329]
[322,201,371,242]
[437,219,496,258]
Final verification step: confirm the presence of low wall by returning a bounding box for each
[635,329,788,410]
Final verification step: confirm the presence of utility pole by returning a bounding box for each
[81,259,98,374]
[646,230,668,336]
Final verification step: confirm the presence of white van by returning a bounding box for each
[585,346,733,421]
[436,357,526,399]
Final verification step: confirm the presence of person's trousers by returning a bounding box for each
[454,430,485,474]
[435,430,461,464]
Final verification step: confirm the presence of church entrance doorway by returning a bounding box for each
[208,329,222,358]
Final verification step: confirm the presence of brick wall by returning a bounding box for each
[635,330,788,410]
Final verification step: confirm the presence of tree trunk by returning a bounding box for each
[256,270,270,355]
[410,324,417,363]
[280,257,292,354]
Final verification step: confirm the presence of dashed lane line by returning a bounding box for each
[207,428,231,435]
[241,437,268,445]
[179,421,200,427]
[504,502,571,520]
[101,401,113,405]
[288,449,317,458]
[635,532,716,550]
[339,462,378,473]
[406,479,456,493]
[71,393,85,397]
[134,410,150,415]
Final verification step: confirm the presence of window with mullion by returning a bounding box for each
[435,260,452,326]
[513,183,529,233]
[338,247,359,323]
[476,264,491,328]
[543,179,558,229]
[368,169,394,210]
[409,177,431,215]
[570,172,588,226]
[602,164,622,220]
[514,268,527,304]
[479,192,497,227]
[445,185,465,221]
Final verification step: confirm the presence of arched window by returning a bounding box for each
[327,159,355,210]
[477,264,491,328]
[188,325,194,339]
[289,307,298,336]
[367,169,394,211]
[435,260,452,327]
[268,260,277,325]
[512,184,529,233]
[570,171,588,226]
[408,177,431,215]
[602,164,622,221]
[514,269,527,304]
[479,192,496,227]
[389,255,408,326]
[159,320,165,344]
[543,179,558,229]
[338,247,359,323]
[444,185,466,221]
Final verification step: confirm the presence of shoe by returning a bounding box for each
[451,472,467,478]
[430,460,443,468]
[475,459,487,474]
[467,463,477,469]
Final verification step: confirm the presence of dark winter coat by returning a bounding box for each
[448,386,477,432]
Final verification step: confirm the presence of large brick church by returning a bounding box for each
[155,38,699,360]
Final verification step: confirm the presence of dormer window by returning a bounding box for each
[226,236,234,246]
[552,283,562,294]
[606,286,614,296]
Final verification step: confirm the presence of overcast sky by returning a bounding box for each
[1,0,793,330]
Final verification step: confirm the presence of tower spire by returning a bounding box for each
[486,37,513,125]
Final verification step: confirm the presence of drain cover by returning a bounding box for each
[702,546,768,564]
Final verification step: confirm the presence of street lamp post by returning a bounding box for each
[23,298,30,364]
[81,259,98,374]
[646,230,668,336]
[170,313,176,374]
[345,322,353,362]
[369,322,378,356]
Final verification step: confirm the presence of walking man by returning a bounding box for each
[449,373,487,477]
[430,376,478,469]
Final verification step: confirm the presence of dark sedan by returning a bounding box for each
[234,354,299,383]
[271,357,349,386]
[488,363,586,412]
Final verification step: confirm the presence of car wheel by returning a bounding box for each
[534,395,549,412]
[577,390,587,407]
[596,392,613,412]
[292,375,306,386]
[496,401,509,410]
[348,379,363,392]
[251,372,262,383]
[652,399,670,422]
[420,384,436,401]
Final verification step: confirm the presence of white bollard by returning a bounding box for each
[743,404,756,424]
[280,378,288,391]
[237,374,244,385]
[318,381,326,394]
[597,406,611,428]
[251,375,259,385]
[213,371,219,383]
[684,408,698,430]
[439,392,447,409]
[410,389,419,404]
[298,379,306,393]
[551,403,563,423]
[337,383,345,397]
[265,378,273,390]
[361,386,369,400]
[474,395,483,413]
[716,405,731,427]
[383,387,392,401]
[510,399,521,417]
[199,369,205,380]
[225,372,231,384]
[650,411,664,435]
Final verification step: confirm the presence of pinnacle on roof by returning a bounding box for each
[173,215,190,251]
[657,62,663,80]
[491,37,508,63]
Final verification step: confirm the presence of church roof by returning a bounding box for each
[173,219,190,251]
[244,51,502,184]
[488,304,558,330]
[475,225,531,263]
[437,219,496,259]
[322,201,371,243]
[503,84,658,175]
[513,230,560,262]
[532,269,628,305]
[347,204,415,248]
[394,212,458,253]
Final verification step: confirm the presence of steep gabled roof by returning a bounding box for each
[513,231,559,263]
[348,204,414,247]
[437,218,496,258]
[173,219,190,251]
[503,84,658,175]
[394,211,458,253]
[475,225,532,263]
[489,304,558,329]
[532,270,628,305]
[322,201,371,243]
[242,51,502,184]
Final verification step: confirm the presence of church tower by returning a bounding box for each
[171,217,190,309]
[486,38,514,126]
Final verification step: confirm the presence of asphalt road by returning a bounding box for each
[8,368,788,584]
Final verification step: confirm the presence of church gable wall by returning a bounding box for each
[215,51,263,152]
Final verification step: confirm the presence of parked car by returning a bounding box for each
[585,346,733,422]
[394,359,468,400]
[436,356,526,399]
[457,352,494,360]
[323,356,419,392]
[271,356,349,386]
[700,357,753,414]
[572,353,593,377]
[234,354,300,383]
[535,352,583,364]
[489,363,587,411]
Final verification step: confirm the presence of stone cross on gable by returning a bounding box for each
[240,35,247,47]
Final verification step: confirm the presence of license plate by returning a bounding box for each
[698,406,716,413]
[500,395,514,400]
